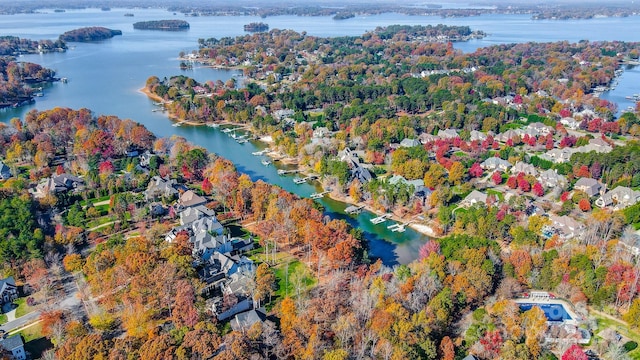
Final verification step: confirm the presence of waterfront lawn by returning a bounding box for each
[273,259,316,301]
[594,315,640,359]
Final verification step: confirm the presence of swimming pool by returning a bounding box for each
[519,303,573,322]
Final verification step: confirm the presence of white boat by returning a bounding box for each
[172,123,181,127]
[207,123,220,128]
[221,128,232,133]
[293,178,307,184]
[261,159,271,166]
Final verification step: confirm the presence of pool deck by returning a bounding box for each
[514,297,582,325]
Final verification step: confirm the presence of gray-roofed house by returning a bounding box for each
[540,148,573,163]
[351,166,373,183]
[574,178,602,197]
[437,129,459,139]
[178,190,207,208]
[145,176,178,201]
[549,214,585,240]
[460,190,488,208]
[418,132,438,144]
[560,117,581,130]
[179,205,216,226]
[462,355,478,360]
[0,277,18,308]
[538,169,568,189]
[0,334,26,360]
[400,138,421,148]
[526,122,553,136]
[470,130,488,142]
[596,186,640,210]
[312,127,330,138]
[495,129,521,143]
[0,161,11,180]
[231,308,267,332]
[511,161,537,176]
[481,157,512,172]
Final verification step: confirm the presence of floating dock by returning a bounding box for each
[345,205,365,214]
[293,176,316,184]
[370,213,391,224]
[261,159,271,166]
[310,191,329,199]
[278,169,299,175]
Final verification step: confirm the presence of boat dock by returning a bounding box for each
[293,176,317,184]
[345,205,365,214]
[252,149,269,156]
[370,213,392,224]
[277,169,299,175]
[310,191,329,199]
[222,127,244,134]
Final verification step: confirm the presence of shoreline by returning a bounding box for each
[140,85,437,238]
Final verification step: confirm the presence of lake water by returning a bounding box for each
[1,8,639,264]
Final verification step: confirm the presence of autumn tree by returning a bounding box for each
[562,344,588,360]
[448,161,466,185]
[254,263,276,306]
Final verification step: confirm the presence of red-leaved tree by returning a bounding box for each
[561,344,587,360]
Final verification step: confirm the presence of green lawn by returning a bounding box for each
[14,297,34,318]
[487,189,504,202]
[594,315,640,359]
[0,313,7,324]
[80,195,111,206]
[273,259,316,300]
[11,322,53,359]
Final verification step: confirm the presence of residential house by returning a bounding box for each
[0,277,18,309]
[460,190,488,208]
[0,334,26,360]
[548,214,585,240]
[462,355,478,360]
[193,233,232,261]
[272,109,294,121]
[418,132,438,144]
[526,122,553,136]
[596,186,640,210]
[230,308,267,332]
[560,117,581,130]
[538,169,568,189]
[573,178,602,197]
[30,173,84,198]
[215,298,252,321]
[339,148,360,167]
[511,161,537,176]
[481,157,512,172]
[495,129,520,143]
[0,161,11,180]
[469,130,488,142]
[400,138,421,148]
[351,166,373,183]
[178,190,207,208]
[179,205,216,226]
[437,129,459,139]
[139,150,155,167]
[620,236,640,256]
[144,176,178,201]
[149,203,166,218]
[540,148,573,164]
[312,127,330,138]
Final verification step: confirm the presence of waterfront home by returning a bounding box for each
[538,169,568,189]
[0,334,26,360]
[511,161,537,176]
[573,178,602,197]
[138,150,155,167]
[460,190,488,208]
[178,190,207,208]
[144,176,178,201]
[481,157,512,172]
[272,109,295,121]
[351,165,373,183]
[548,214,585,240]
[437,128,459,139]
[595,186,640,210]
[0,161,11,180]
[0,276,18,309]
[400,138,421,148]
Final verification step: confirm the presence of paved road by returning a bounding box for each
[1,274,83,333]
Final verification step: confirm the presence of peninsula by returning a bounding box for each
[59,27,122,42]
[243,22,268,32]
[133,20,190,31]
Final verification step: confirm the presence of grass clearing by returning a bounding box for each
[14,297,34,318]
[594,314,640,359]
[273,259,316,300]
[0,313,6,324]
